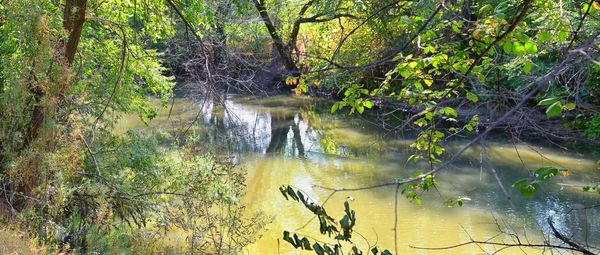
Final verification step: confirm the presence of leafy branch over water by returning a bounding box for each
[279,185,392,255]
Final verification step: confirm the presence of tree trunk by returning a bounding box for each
[251,0,298,75]
[63,0,87,65]
[26,0,87,145]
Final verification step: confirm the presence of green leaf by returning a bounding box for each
[331,102,339,113]
[400,69,411,78]
[546,101,562,118]
[313,243,325,255]
[283,231,295,246]
[423,78,433,86]
[340,215,351,228]
[534,166,559,181]
[442,107,457,117]
[524,41,538,54]
[363,100,373,109]
[538,97,559,106]
[502,42,513,53]
[356,104,365,114]
[583,3,598,15]
[512,179,539,197]
[562,102,576,111]
[466,92,478,103]
[280,186,289,200]
[520,183,539,197]
[522,62,533,73]
[558,30,569,41]
[513,42,525,56]
[537,31,551,43]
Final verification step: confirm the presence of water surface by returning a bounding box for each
[118,95,600,254]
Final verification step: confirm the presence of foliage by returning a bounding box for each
[584,113,600,139]
[0,0,265,253]
[279,185,392,255]
[0,0,599,253]
[511,166,567,197]
[2,129,261,253]
[537,97,576,118]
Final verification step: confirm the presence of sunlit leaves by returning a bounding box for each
[537,31,551,43]
[503,41,513,53]
[331,85,373,114]
[522,61,534,73]
[524,41,538,54]
[543,100,563,117]
[513,178,540,197]
[465,114,479,132]
[512,42,525,56]
[441,107,457,118]
[400,173,438,205]
[512,167,566,197]
[466,92,479,103]
[538,97,560,106]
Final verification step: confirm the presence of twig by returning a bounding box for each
[79,133,101,177]
[89,18,128,139]
[567,0,594,48]
[547,217,595,255]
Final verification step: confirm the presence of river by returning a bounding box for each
[116,94,600,254]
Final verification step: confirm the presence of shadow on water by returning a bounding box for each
[116,94,600,254]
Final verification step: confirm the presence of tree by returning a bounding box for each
[251,0,358,82]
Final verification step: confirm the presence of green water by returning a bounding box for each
[117,95,600,254]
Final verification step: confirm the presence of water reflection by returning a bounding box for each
[116,95,600,254]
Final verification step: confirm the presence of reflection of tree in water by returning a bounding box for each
[195,93,236,152]
[266,111,305,157]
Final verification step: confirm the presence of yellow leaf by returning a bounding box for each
[593,1,600,10]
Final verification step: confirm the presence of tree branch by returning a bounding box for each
[314,34,599,192]
[548,217,595,255]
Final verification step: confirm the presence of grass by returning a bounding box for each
[0,227,38,255]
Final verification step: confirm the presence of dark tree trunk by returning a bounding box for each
[26,0,87,145]
[63,0,87,65]
[251,0,298,75]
